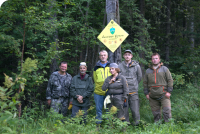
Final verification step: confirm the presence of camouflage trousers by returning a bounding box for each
[51,97,69,117]
[149,95,171,122]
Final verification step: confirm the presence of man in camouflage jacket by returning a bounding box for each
[46,62,72,117]
[143,53,173,122]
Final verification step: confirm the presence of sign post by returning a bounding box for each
[97,19,129,53]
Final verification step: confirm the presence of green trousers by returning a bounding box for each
[124,93,140,125]
[109,94,125,120]
[149,95,171,122]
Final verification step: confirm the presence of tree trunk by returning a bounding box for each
[79,1,90,63]
[183,3,187,55]
[190,14,194,49]
[165,0,171,67]
[139,0,145,76]
[18,0,27,117]
[84,38,90,62]
[18,13,26,118]
[49,0,58,73]
[106,0,121,64]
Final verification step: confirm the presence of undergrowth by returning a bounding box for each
[1,75,200,133]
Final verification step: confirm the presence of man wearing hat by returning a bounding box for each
[119,50,142,126]
[70,62,94,123]
[93,50,111,125]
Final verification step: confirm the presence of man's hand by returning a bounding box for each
[47,99,51,106]
[77,95,83,103]
[165,92,171,98]
[146,95,149,100]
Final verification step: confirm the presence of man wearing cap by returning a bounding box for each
[119,50,142,126]
[46,61,72,117]
[70,62,94,123]
[93,50,111,125]
[143,53,173,122]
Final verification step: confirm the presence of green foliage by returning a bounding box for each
[0,86,19,134]
[1,0,200,133]
[171,73,185,88]
[1,73,200,133]
[120,0,157,64]
[21,58,38,74]
[172,83,200,123]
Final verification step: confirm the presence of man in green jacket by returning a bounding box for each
[143,53,173,122]
[119,50,142,126]
[70,62,94,123]
[93,50,111,125]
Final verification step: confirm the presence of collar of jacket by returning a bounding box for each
[122,60,138,67]
[111,73,121,81]
[149,62,163,70]
[77,73,89,80]
[95,60,110,67]
[53,71,69,77]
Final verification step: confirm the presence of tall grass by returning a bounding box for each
[1,82,200,133]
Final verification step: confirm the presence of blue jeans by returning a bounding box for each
[94,92,109,124]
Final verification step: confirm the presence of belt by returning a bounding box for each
[111,93,123,96]
[156,94,165,100]
[129,92,136,95]
[150,94,165,100]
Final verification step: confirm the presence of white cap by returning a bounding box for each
[80,62,87,67]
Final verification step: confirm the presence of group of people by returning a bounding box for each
[46,50,173,126]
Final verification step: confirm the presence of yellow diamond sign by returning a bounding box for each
[97,20,129,52]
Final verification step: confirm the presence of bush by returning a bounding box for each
[171,83,200,122]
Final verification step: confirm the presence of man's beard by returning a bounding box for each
[101,59,107,62]
[80,71,86,74]
[153,63,160,66]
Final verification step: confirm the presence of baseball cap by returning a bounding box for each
[124,50,133,54]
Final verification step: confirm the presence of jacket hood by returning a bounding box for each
[52,71,70,77]
[96,60,110,67]
[149,62,163,70]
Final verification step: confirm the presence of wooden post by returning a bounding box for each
[106,0,121,64]
[139,0,145,76]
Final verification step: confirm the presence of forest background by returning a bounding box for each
[0,0,200,133]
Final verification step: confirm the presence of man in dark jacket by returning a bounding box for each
[70,62,94,121]
[143,53,173,122]
[46,61,72,117]
[119,50,142,126]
